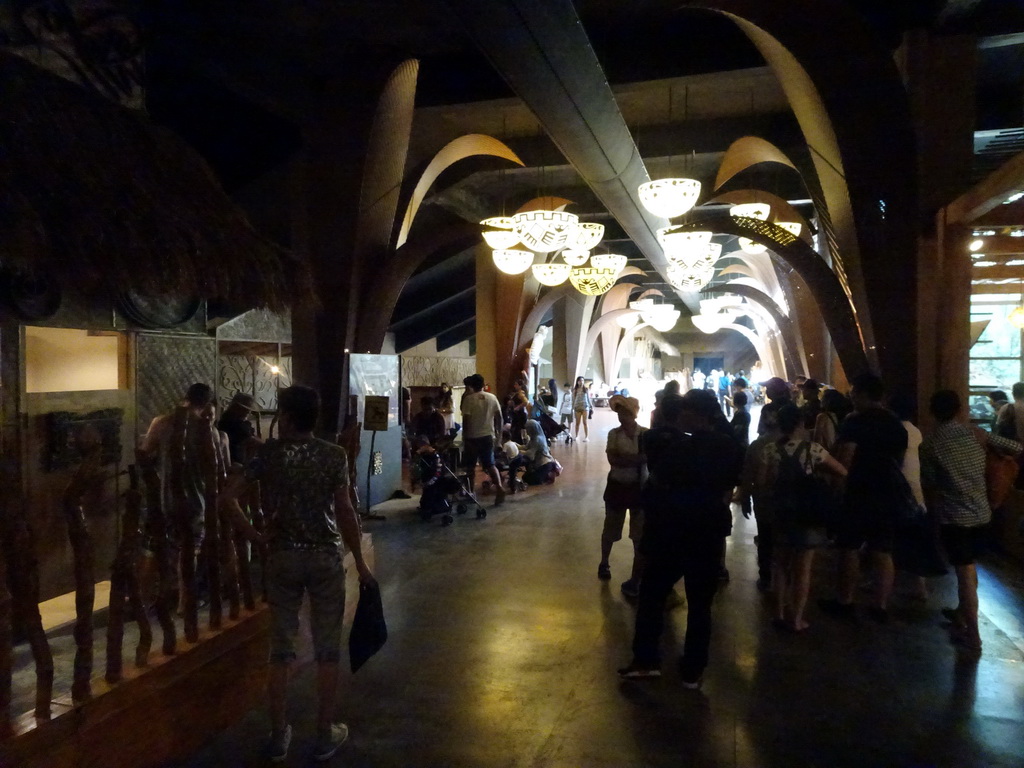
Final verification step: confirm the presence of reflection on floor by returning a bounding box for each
[141,410,1024,766]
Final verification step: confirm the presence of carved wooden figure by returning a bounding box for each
[105,466,151,682]
[168,406,199,643]
[62,438,104,702]
[139,453,177,656]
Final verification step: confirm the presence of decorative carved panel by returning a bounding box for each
[401,356,476,388]
[216,310,291,343]
[135,334,216,431]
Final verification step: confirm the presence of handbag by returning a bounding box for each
[349,581,387,673]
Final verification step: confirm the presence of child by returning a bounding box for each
[501,429,528,492]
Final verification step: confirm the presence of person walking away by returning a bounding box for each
[718,371,733,417]
[819,372,906,622]
[599,395,648,597]
[693,369,706,392]
[619,390,743,686]
[760,404,846,631]
[738,402,781,592]
[558,383,573,431]
[730,391,751,449]
[572,376,592,442]
[921,390,1021,653]
[650,379,680,429]
[799,379,822,431]
[461,374,507,504]
[812,389,850,452]
[221,385,374,762]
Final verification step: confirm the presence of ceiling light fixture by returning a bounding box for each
[511,210,579,253]
[590,253,628,275]
[531,262,572,286]
[480,216,520,249]
[569,267,619,296]
[492,248,534,275]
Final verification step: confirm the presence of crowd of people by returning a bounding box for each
[608,371,1020,687]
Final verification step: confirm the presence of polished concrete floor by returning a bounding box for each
[162,409,1024,767]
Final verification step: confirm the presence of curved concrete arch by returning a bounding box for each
[714,136,798,190]
[686,0,916,382]
[720,323,782,378]
[397,134,524,247]
[671,212,868,376]
[700,283,801,380]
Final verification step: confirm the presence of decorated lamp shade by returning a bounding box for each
[569,267,618,295]
[646,308,681,333]
[691,313,724,334]
[638,178,702,219]
[666,261,715,291]
[531,262,572,286]
[776,221,802,237]
[480,216,520,249]
[616,311,641,329]
[561,248,591,266]
[589,253,628,275]
[730,203,771,255]
[492,248,534,275]
[511,210,579,253]
[565,221,606,251]
[658,227,713,258]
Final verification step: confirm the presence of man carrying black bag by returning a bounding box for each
[222,385,375,763]
[618,390,742,688]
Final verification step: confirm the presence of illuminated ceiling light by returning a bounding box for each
[492,248,534,275]
[561,248,590,266]
[969,239,985,252]
[1010,307,1024,329]
[776,221,802,237]
[691,313,725,334]
[637,178,702,219]
[974,261,998,267]
[569,267,618,295]
[511,210,579,253]
[739,237,768,254]
[1004,192,1024,204]
[616,311,641,329]
[666,261,715,290]
[646,310,681,333]
[480,216,520,249]
[729,203,770,254]
[565,222,605,250]
[590,253,628,274]
[270,365,281,375]
[531,262,571,286]
[658,227,713,258]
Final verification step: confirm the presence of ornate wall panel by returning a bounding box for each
[135,334,217,431]
[216,309,292,343]
[218,354,291,412]
[401,356,476,388]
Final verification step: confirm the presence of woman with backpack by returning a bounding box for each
[760,404,847,631]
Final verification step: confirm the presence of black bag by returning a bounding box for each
[349,581,387,673]
[773,441,833,528]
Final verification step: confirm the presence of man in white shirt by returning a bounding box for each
[461,373,506,504]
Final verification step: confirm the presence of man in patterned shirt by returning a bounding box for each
[921,389,1021,653]
[223,385,374,762]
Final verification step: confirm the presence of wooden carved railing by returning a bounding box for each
[105,465,152,682]
[139,452,177,656]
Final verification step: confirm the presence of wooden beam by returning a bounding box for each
[969,283,1024,294]
[947,151,1024,223]
[972,200,1024,227]
[967,235,1024,256]
[971,265,1024,280]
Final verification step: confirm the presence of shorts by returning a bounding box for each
[463,435,496,470]
[941,524,989,566]
[835,512,895,553]
[267,549,346,663]
[602,505,644,543]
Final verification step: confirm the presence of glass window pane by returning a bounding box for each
[969,358,1021,391]
[971,304,1022,357]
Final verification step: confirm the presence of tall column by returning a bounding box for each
[563,291,596,380]
[474,245,498,388]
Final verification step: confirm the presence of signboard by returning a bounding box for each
[364,395,390,432]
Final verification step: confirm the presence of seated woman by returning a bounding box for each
[522,419,559,485]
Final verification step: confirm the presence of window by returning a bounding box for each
[25,327,126,393]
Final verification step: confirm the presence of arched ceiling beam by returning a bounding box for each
[445,0,700,313]
[714,136,799,190]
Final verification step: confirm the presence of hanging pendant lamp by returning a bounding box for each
[590,253,628,275]
[638,178,702,219]
[492,248,534,275]
[511,210,579,253]
[480,216,520,249]
[531,262,572,286]
[569,267,618,296]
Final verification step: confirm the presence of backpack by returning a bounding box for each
[772,441,832,528]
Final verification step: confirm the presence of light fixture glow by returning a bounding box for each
[658,227,713,258]
[531,262,571,286]
[569,267,618,295]
[969,239,985,252]
[492,248,534,275]
[565,222,606,250]
[691,314,725,334]
[511,210,579,253]
[666,261,715,290]
[589,253,628,274]
[616,311,641,329]
[776,221,802,237]
[730,203,771,254]
[270,365,281,375]
[561,248,590,266]
[1010,307,1024,329]
[480,216,520,249]
[644,308,681,333]
[638,178,702,218]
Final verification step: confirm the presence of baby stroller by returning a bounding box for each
[416,437,487,525]
[539,411,571,444]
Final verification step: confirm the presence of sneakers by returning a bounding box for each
[597,563,611,581]
[618,663,661,679]
[621,579,640,598]
[267,724,292,763]
[313,722,349,762]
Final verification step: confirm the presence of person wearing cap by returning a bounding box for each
[757,377,793,436]
[599,395,647,596]
[218,391,261,465]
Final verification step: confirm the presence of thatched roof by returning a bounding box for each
[0,52,311,312]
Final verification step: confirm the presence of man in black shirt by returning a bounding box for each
[819,372,908,622]
[619,390,743,687]
[217,392,259,464]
